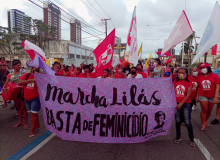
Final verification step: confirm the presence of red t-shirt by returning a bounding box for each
[188,76,199,99]
[115,73,126,78]
[55,72,63,76]
[137,71,147,78]
[62,71,72,77]
[19,73,39,101]
[198,73,220,98]
[78,73,94,78]
[173,80,192,103]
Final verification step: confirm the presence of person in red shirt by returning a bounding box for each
[173,67,195,146]
[137,64,147,78]
[62,65,72,77]
[102,69,109,78]
[108,71,115,78]
[115,66,126,78]
[54,66,63,76]
[196,63,220,131]
[188,66,199,111]
[72,67,81,77]
[2,60,28,129]
[19,67,41,137]
[79,65,94,78]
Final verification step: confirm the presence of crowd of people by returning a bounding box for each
[0,56,220,147]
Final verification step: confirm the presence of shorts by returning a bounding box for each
[198,95,214,103]
[24,97,41,113]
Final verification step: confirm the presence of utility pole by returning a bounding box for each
[101,19,111,37]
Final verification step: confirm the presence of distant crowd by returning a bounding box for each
[0,56,219,147]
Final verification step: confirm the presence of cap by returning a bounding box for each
[200,63,210,68]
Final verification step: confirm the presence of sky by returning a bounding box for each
[0,0,219,58]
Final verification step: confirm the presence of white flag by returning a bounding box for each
[127,7,138,66]
[192,2,220,64]
[112,57,120,67]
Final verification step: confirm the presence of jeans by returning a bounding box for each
[24,97,41,113]
[175,103,194,139]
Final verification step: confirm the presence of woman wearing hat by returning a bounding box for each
[196,63,220,131]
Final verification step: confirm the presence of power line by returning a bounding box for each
[51,0,104,34]
[37,0,104,35]
[86,0,105,19]
[94,0,120,37]
[84,0,113,35]
[28,0,104,38]
[80,0,102,19]
[34,0,104,37]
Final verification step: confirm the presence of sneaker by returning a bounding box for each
[174,137,182,144]
[14,113,18,119]
[189,139,196,147]
[192,105,196,111]
[211,119,219,125]
[181,122,186,126]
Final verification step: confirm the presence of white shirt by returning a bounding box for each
[127,73,143,78]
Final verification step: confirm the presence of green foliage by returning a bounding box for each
[0,16,58,54]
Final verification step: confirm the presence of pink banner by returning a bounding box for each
[161,11,193,55]
[35,74,176,143]
[94,29,115,78]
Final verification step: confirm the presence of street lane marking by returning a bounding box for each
[20,133,55,160]
[7,131,52,160]
[194,138,214,160]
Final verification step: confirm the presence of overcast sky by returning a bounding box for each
[0,0,219,58]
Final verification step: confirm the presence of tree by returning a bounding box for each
[0,17,58,56]
[181,31,195,64]
[0,27,15,55]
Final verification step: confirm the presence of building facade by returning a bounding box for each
[46,40,96,67]
[43,1,61,39]
[70,18,81,44]
[7,9,31,35]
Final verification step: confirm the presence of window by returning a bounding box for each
[76,55,80,59]
[70,54,75,59]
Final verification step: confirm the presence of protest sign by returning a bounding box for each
[35,74,176,143]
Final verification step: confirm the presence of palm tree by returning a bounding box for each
[181,31,195,64]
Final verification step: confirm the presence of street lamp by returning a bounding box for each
[147,23,171,50]
[145,39,160,57]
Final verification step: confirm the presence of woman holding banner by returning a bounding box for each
[2,60,28,129]
[19,67,41,137]
[173,67,195,146]
[72,67,81,77]
[62,65,72,77]
[137,64,147,78]
[115,66,126,78]
[79,65,94,78]
[151,58,164,78]
[102,69,109,78]
[196,63,220,131]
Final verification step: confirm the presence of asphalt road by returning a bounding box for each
[0,102,220,160]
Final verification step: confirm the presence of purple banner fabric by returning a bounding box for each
[35,73,176,143]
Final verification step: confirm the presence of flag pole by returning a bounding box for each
[81,52,93,64]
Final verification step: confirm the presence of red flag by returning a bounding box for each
[166,55,175,64]
[94,29,115,77]
[211,44,217,55]
[21,40,46,61]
